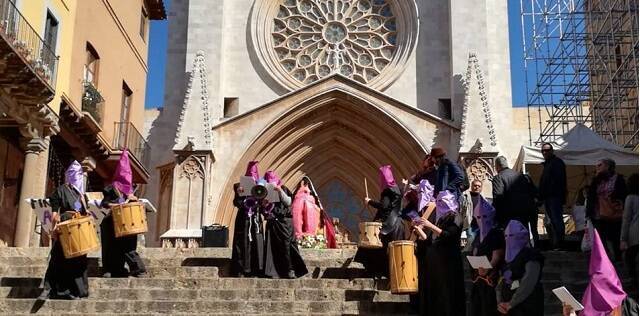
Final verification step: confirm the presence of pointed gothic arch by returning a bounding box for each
[214,88,431,233]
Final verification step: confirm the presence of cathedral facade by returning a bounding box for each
[146,0,527,246]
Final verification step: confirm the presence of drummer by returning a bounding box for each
[354,165,405,277]
[44,161,90,299]
[100,150,146,278]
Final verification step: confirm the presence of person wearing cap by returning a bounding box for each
[412,190,466,315]
[231,160,265,277]
[262,170,308,279]
[44,161,90,299]
[496,220,544,315]
[100,150,146,278]
[561,228,638,316]
[430,146,465,200]
[408,154,437,185]
[539,143,567,250]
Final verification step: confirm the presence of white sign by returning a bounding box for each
[466,256,493,269]
[552,286,584,311]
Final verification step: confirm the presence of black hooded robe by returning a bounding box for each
[418,213,466,316]
[100,185,146,277]
[231,183,265,276]
[263,186,308,278]
[354,186,405,277]
[498,247,544,316]
[44,184,89,299]
[469,227,505,316]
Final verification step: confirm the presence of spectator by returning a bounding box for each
[620,173,638,290]
[430,147,464,200]
[409,154,437,185]
[538,143,567,249]
[587,158,627,260]
[461,179,484,244]
[492,156,539,240]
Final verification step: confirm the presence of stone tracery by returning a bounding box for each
[272,0,398,85]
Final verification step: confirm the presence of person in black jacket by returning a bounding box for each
[586,158,627,260]
[492,156,539,238]
[538,143,567,249]
[430,147,464,199]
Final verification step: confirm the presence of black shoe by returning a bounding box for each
[131,271,148,278]
[49,293,78,300]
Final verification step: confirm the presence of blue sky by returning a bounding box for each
[145,1,528,108]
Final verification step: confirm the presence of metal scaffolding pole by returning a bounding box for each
[521,0,639,150]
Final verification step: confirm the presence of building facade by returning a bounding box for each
[0,0,165,247]
[146,0,531,247]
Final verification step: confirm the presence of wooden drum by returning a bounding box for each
[58,215,100,259]
[388,240,418,294]
[111,202,147,238]
[358,222,383,249]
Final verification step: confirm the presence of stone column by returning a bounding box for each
[13,137,48,247]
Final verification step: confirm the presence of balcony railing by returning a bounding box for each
[113,121,150,167]
[0,0,58,88]
[82,81,104,125]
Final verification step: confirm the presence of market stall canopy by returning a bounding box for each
[515,124,638,207]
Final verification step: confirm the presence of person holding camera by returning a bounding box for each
[231,160,265,277]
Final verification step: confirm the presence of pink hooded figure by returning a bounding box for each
[378,165,397,190]
[581,229,627,316]
[112,149,133,195]
[292,176,321,239]
[245,161,259,182]
[264,170,282,186]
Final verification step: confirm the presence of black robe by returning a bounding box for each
[498,248,544,316]
[44,184,89,299]
[263,186,308,278]
[469,227,505,316]
[231,183,265,276]
[419,212,466,316]
[354,186,405,277]
[100,185,146,277]
[621,296,639,316]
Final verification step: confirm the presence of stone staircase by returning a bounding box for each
[0,247,636,315]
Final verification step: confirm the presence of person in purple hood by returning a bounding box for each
[100,150,146,278]
[469,195,505,316]
[413,190,466,316]
[562,228,638,316]
[44,161,89,299]
[496,220,544,315]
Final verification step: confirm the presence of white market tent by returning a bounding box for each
[515,124,638,208]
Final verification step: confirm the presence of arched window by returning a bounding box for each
[84,43,100,85]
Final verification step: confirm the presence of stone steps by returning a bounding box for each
[0,247,636,315]
[0,298,411,314]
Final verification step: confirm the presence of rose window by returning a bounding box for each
[250,0,418,91]
[272,0,398,85]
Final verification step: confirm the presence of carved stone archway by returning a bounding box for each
[214,90,430,234]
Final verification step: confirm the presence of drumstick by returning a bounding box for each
[364,178,369,199]
[410,202,436,242]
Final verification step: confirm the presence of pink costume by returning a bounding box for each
[292,185,321,239]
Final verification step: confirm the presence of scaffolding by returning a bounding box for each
[520,0,639,150]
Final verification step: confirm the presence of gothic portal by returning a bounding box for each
[145,0,527,246]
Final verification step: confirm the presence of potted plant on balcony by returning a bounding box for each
[82,81,104,124]
[34,60,47,77]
